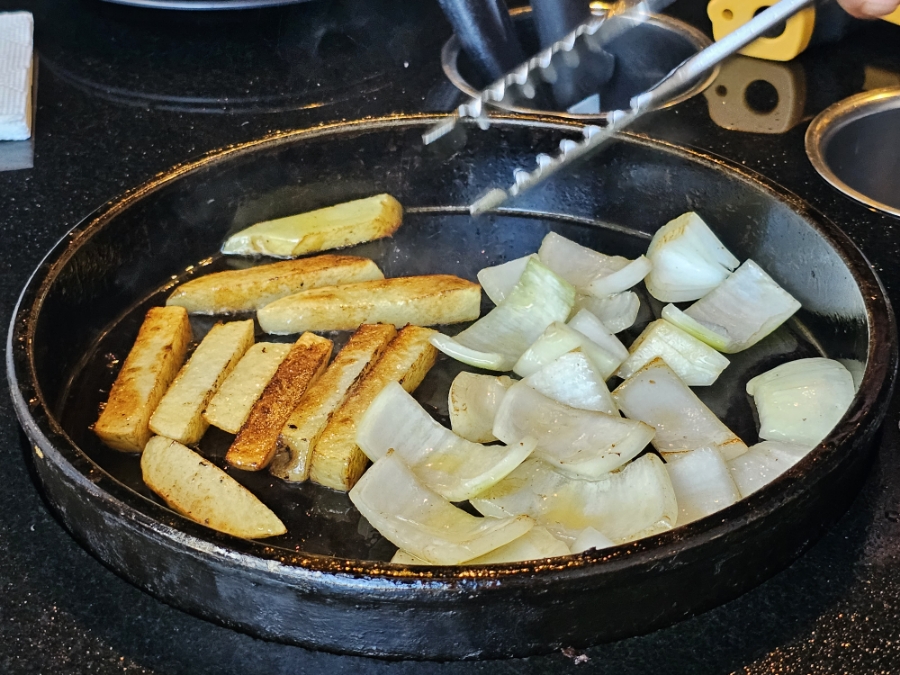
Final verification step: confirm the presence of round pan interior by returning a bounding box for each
[8,114,896,659]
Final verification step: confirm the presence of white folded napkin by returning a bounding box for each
[0,12,33,141]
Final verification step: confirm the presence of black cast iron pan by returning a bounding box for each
[7,114,896,659]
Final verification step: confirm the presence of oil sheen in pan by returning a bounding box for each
[61,207,823,562]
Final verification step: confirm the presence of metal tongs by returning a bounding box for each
[422,0,815,214]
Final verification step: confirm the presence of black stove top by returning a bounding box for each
[2,1,900,672]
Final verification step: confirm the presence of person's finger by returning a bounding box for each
[838,0,899,18]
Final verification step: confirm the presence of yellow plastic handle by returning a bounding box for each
[708,0,816,61]
[883,6,900,25]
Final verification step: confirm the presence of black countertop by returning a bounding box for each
[3,1,900,672]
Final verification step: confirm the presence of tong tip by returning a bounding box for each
[469,188,509,216]
[422,117,459,146]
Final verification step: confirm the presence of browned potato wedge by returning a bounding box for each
[257,275,482,334]
[141,436,286,539]
[94,306,192,452]
[308,325,438,491]
[225,332,333,471]
[221,193,402,258]
[166,255,384,314]
[270,324,398,482]
[149,320,255,445]
[202,342,293,434]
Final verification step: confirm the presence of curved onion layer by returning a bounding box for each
[391,526,571,565]
[645,212,739,303]
[569,527,615,554]
[349,452,535,565]
[727,441,810,497]
[612,358,748,461]
[428,333,513,371]
[357,382,535,502]
[477,254,537,306]
[568,309,629,362]
[512,320,624,379]
[664,447,740,525]
[573,292,640,334]
[471,454,678,544]
[448,372,514,443]
[682,260,801,354]
[661,303,730,352]
[616,319,730,386]
[522,352,617,415]
[493,382,655,478]
[432,258,575,371]
[746,357,855,447]
[584,255,652,297]
[538,231,630,289]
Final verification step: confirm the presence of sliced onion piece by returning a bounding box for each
[349,451,534,565]
[493,382,654,478]
[522,352,617,415]
[471,454,677,544]
[429,333,514,371]
[436,258,575,370]
[584,255,652,297]
[661,304,730,352]
[645,212,739,302]
[357,382,535,502]
[664,447,740,525]
[538,231,629,289]
[727,441,810,497]
[616,319,730,386]
[448,372,514,443]
[612,358,748,460]
[391,549,428,565]
[572,292,640,334]
[569,527,615,554]
[390,526,571,565]
[746,357,855,447]
[512,322,584,377]
[683,260,801,354]
[567,309,629,362]
[477,254,536,306]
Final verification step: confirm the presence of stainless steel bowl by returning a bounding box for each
[806,87,900,218]
[442,7,718,120]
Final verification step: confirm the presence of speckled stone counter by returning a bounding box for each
[2,1,900,672]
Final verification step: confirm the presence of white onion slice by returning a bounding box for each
[429,334,514,371]
[349,452,534,565]
[434,258,575,371]
[357,382,535,502]
[568,527,615,554]
[727,440,810,497]
[616,319,730,386]
[661,303,730,352]
[512,320,624,379]
[538,231,629,288]
[612,358,748,460]
[665,447,740,525]
[391,526,571,565]
[572,292,640,334]
[477,254,536,306]
[645,212,739,302]
[683,260,801,354]
[568,309,628,362]
[493,382,654,478]
[522,352,617,414]
[471,454,678,544]
[746,357,855,447]
[448,372,514,443]
[584,255,652,297]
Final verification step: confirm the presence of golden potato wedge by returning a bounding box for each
[270,323,398,482]
[94,306,192,453]
[202,342,293,434]
[141,436,286,539]
[166,255,384,314]
[149,320,255,445]
[221,193,403,258]
[308,325,438,491]
[257,275,482,335]
[225,332,333,471]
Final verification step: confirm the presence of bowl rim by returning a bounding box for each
[8,112,897,590]
[805,86,900,219]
